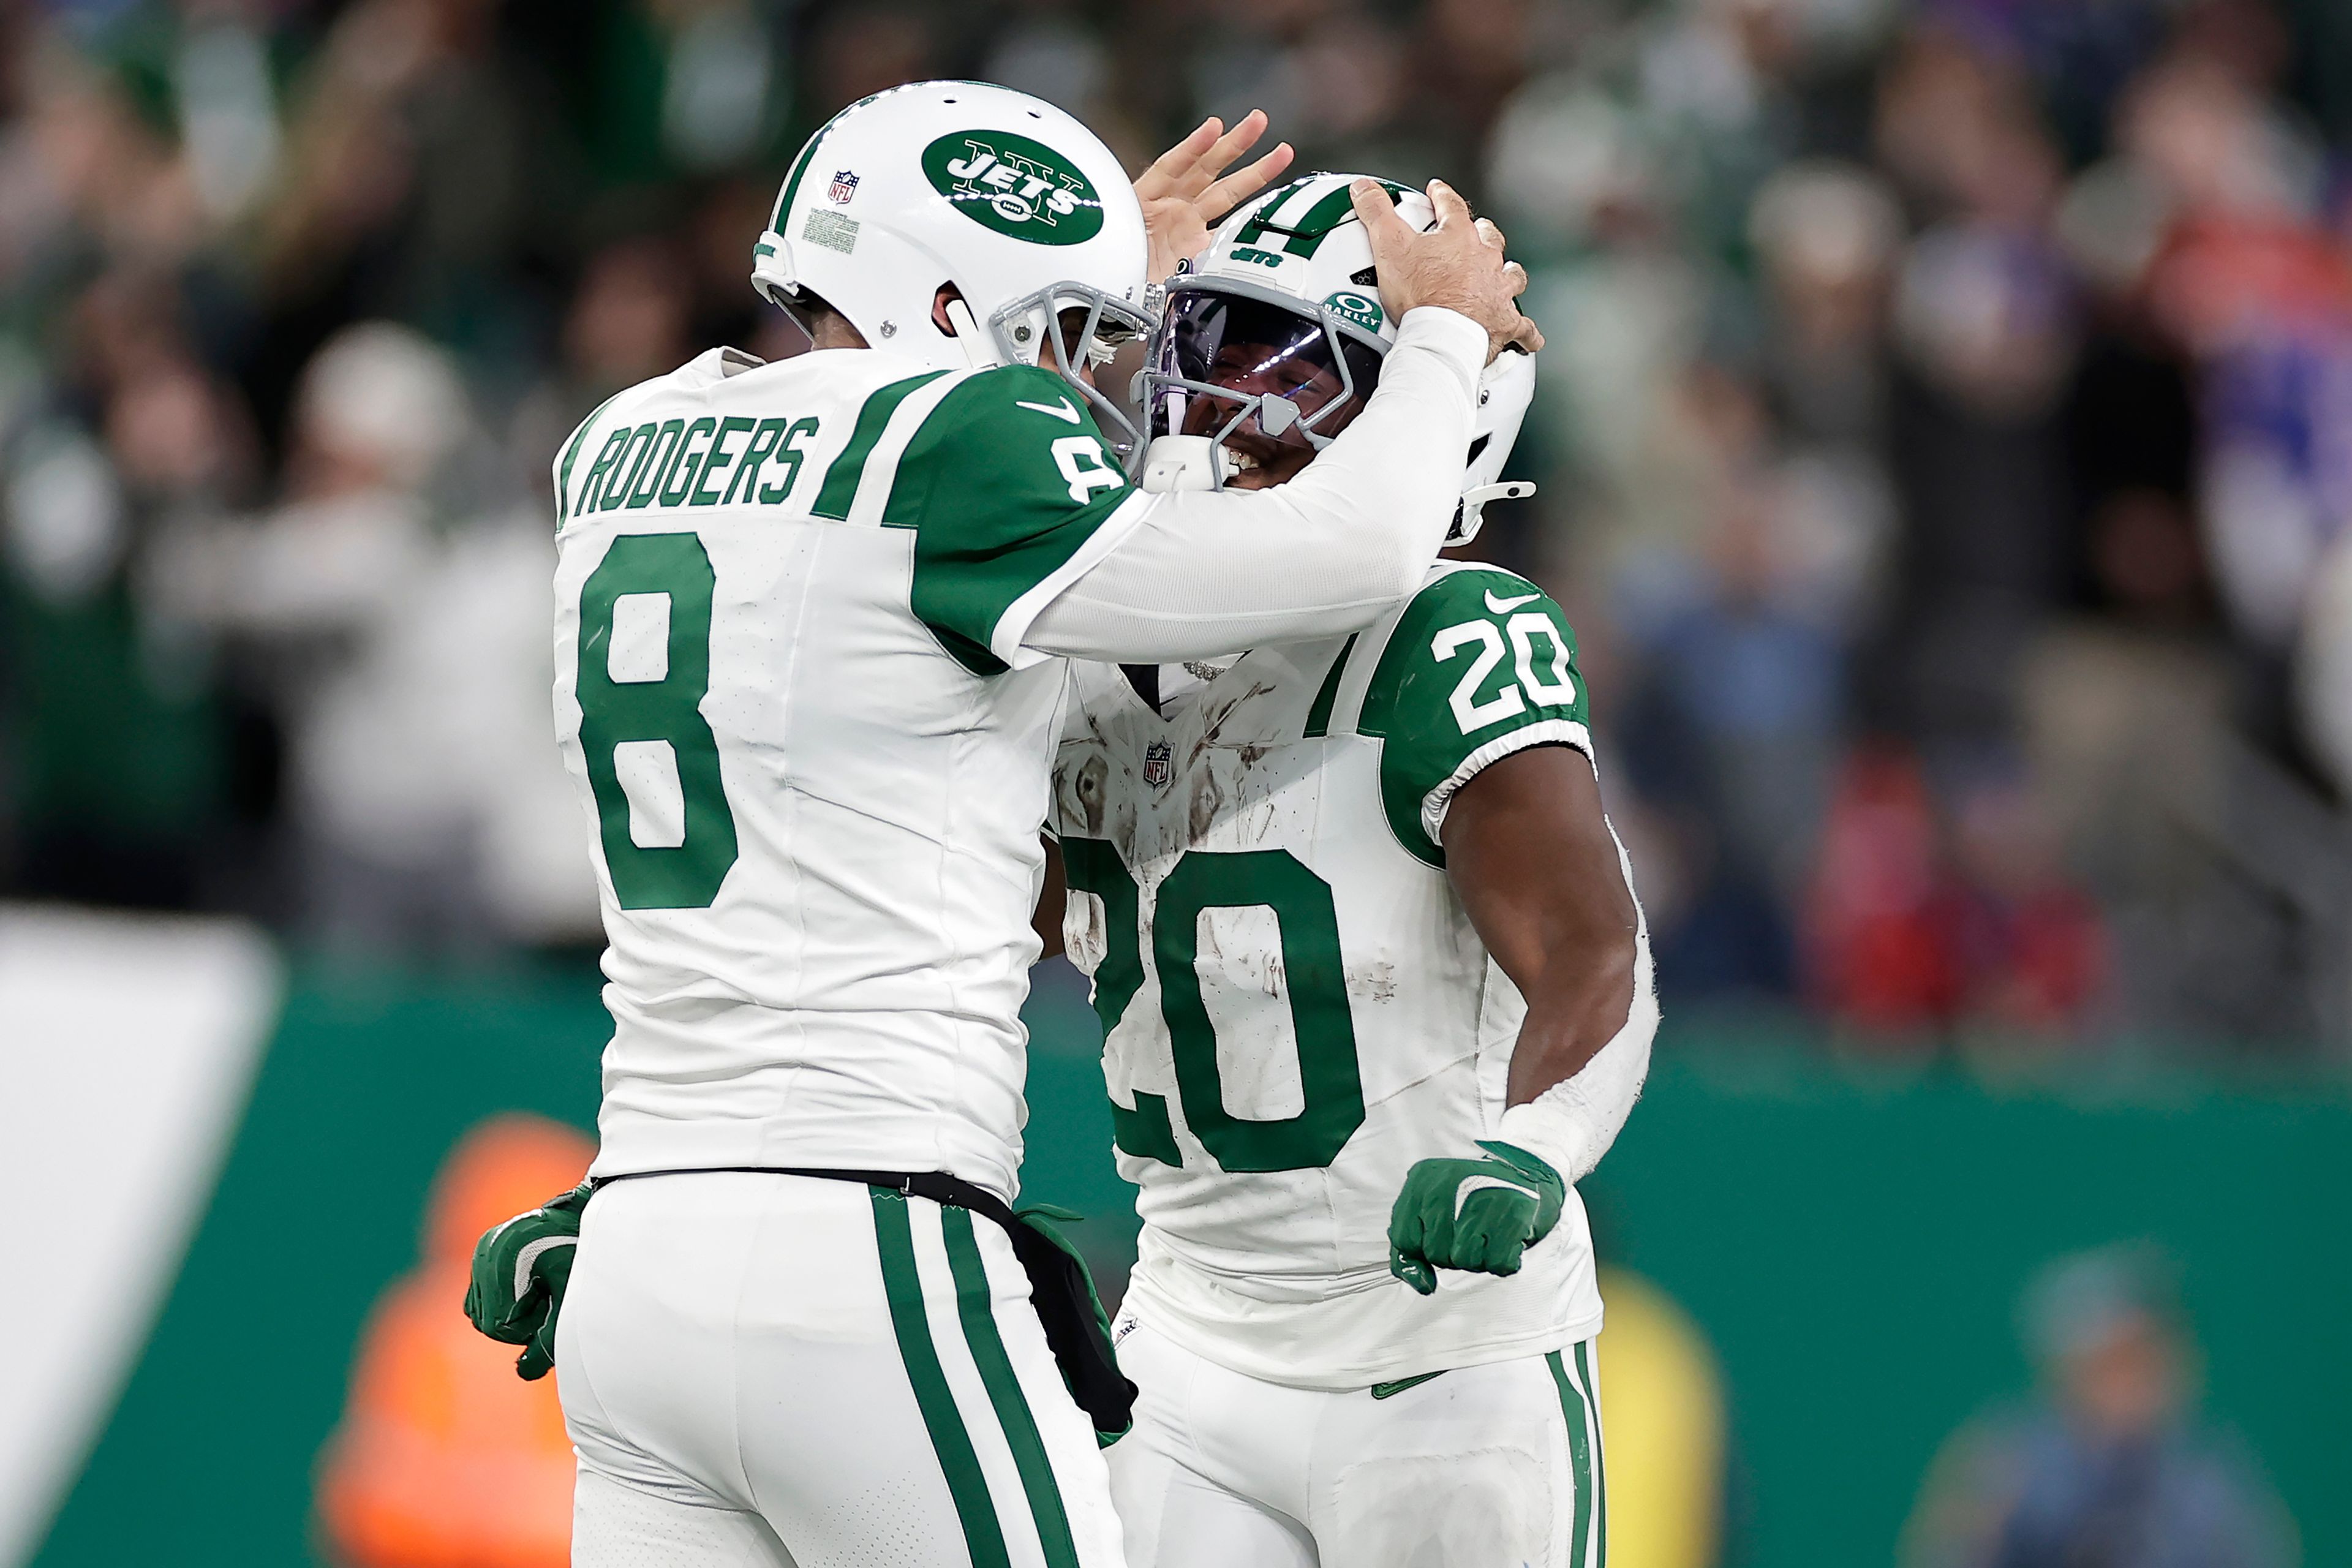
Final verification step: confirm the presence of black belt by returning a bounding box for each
[594,1165,1136,1440]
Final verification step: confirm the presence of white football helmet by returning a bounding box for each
[1138,170,1536,543]
[752,80,1154,458]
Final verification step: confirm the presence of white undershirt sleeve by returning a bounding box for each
[1021,306,1487,663]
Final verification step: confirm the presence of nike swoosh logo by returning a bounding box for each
[1485,589,1542,614]
[1371,1370,1450,1400]
[1016,396,1082,424]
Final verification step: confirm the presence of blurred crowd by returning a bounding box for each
[2,0,2350,1055]
[1905,1245,2296,1568]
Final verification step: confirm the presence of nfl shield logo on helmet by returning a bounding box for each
[829,170,859,205]
[1144,739,1173,788]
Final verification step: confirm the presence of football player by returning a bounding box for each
[462,88,1542,1568]
[1042,172,1656,1567]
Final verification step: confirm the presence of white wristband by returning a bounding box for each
[1494,968,1656,1185]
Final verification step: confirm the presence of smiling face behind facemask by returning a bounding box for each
[1180,336,1366,488]
[1150,279,1388,488]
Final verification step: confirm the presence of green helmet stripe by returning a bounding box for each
[770,96,877,233]
[1229,176,1412,259]
[1263,175,1335,229]
[1230,175,1319,248]
[1276,184,1365,257]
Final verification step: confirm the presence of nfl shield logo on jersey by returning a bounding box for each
[828,170,859,205]
[1144,739,1173,788]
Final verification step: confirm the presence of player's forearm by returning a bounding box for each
[1445,747,1654,1183]
[1505,940,1656,1170]
[1020,307,1484,662]
[1505,932,1643,1104]
[1490,803,1648,1113]
[1497,912,1654,1183]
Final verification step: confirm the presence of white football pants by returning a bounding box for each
[1106,1315,1607,1568]
[556,1172,1126,1568]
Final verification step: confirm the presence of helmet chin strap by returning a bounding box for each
[944,297,996,370]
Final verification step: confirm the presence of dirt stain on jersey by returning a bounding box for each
[1188,682,1272,765]
[1262,949,1289,997]
[1188,766,1226,843]
[1067,888,1109,971]
[1195,921,1289,1000]
[1071,752,1109,837]
[1350,960,1399,1006]
[1229,742,1290,844]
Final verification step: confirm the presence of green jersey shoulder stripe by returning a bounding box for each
[870,1188,1012,1568]
[857,365,1144,674]
[812,370,954,520]
[1301,633,1359,739]
[1302,565,1509,744]
[877,366,1121,532]
[551,391,624,530]
[940,1207,1080,1568]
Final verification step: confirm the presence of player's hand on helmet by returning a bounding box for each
[1350,179,1544,364]
[1387,1140,1566,1295]
[1136,110,1296,286]
[464,1182,592,1380]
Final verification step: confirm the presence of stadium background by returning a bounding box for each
[2,0,2349,1564]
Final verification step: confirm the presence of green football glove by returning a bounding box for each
[1387,1140,1566,1296]
[464,1182,592,1380]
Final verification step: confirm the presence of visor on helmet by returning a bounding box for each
[1144,280,1385,474]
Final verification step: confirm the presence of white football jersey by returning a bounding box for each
[1050,562,1611,1390]
[551,344,1147,1197]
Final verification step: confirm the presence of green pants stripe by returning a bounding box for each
[870,1188,1011,1568]
[1547,1346,1605,1568]
[941,1205,1081,1568]
[1577,1340,1609,1564]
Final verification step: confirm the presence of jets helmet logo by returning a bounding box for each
[922,130,1105,246]
[828,170,859,204]
[1144,739,1174,788]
